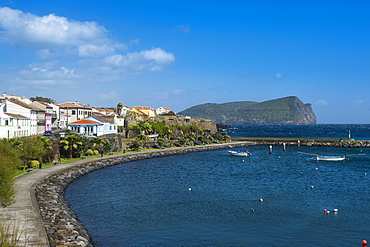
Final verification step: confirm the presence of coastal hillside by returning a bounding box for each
[178,96,317,124]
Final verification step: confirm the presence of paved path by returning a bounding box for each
[0,156,106,246]
[0,143,248,246]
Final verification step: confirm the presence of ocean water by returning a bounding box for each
[65,124,370,246]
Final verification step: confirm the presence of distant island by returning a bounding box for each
[178,96,317,125]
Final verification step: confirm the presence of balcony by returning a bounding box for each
[37,119,46,124]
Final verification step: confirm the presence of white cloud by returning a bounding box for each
[274,73,283,79]
[354,100,364,106]
[105,47,175,72]
[315,99,329,106]
[173,25,190,33]
[0,6,123,57]
[0,7,176,102]
[99,91,119,100]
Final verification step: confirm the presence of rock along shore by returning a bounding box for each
[35,142,251,247]
[3,139,369,247]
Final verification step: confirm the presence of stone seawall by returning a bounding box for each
[35,142,250,247]
[231,137,370,148]
[34,139,370,246]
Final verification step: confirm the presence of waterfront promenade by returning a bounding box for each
[1,138,369,246]
[0,142,251,246]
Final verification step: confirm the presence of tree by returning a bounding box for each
[197,135,207,144]
[0,140,21,207]
[130,141,141,151]
[16,137,46,170]
[139,121,153,135]
[136,134,149,142]
[29,96,56,104]
[116,102,123,116]
[91,137,111,157]
[60,135,84,159]
[178,137,187,146]
[157,138,167,148]
[37,136,52,168]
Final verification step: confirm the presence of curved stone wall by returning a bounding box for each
[35,143,250,246]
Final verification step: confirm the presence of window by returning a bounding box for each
[72,110,76,115]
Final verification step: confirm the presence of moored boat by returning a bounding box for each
[299,152,364,161]
[228,150,251,157]
[316,155,345,161]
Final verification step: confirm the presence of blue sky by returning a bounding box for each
[0,1,369,123]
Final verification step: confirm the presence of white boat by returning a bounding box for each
[316,155,345,161]
[228,150,251,157]
[299,152,364,161]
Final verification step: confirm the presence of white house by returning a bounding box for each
[155,107,172,115]
[68,115,117,137]
[59,101,92,125]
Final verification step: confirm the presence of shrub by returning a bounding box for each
[28,160,39,168]
[85,149,94,156]
[130,141,141,150]
[178,137,187,146]
[157,138,167,147]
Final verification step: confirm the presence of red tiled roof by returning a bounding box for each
[134,106,151,110]
[68,119,102,125]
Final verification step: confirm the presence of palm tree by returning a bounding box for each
[139,121,153,135]
[37,136,52,168]
[116,102,123,116]
[60,135,83,159]
[91,137,111,157]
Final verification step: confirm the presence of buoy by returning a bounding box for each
[259,198,264,202]
[310,186,315,189]
[188,188,192,191]
[315,168,319,170]
[242,159,245,162]
[333,208,338,212]
[323,209,330,214]
[251,208,255,212]
[362,240,367,246]
[365,173,367,175]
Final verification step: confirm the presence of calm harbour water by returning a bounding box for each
[65,124,370,246]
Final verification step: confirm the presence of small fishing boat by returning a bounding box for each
[228,150,251,157]
[298,152,364,161]
[316,155,345,161]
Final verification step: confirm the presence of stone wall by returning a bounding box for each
[35,142,250,246]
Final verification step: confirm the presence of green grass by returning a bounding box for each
[14,142,230,177]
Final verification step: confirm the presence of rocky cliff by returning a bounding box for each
[178,96,317,125]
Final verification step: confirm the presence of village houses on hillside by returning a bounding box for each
[0,93,174,139]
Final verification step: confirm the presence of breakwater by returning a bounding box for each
[231,137,370,148]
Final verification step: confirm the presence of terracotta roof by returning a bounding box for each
[68,119,103,125]
[59,102,92,109]
[92,113,115,124]
[4,113,29,119]
[134,106,151,110]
